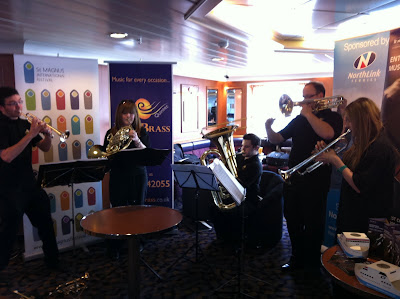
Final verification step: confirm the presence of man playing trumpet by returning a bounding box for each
[0,87,59,284]
[265,82,342,275]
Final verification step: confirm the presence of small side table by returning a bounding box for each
[81,205,182,299]
[322,244,389,298]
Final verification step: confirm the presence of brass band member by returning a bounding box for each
[103,100,150,259]
[212,133,262,243]
[265,82,343,274]
[0,87,59,281]
[104,100,150,207]
[315,97,398,234]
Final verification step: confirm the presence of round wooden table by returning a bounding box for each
[80,205,182,299]
[322,244,389,298]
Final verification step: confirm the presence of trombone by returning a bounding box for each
[25,113,70,143]
[279,94,344,117]
[278,129,351,182]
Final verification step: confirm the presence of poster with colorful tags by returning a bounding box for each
[13,55,103,260]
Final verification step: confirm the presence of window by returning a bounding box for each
[247,81,307,138]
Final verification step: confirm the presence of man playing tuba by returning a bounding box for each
[211,133,262,244]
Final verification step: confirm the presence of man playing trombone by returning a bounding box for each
[0,87,59,284]
[265,82,343,275]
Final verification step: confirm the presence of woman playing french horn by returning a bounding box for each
[104,99,150,207]
[315,97,398,234]
[104,99,150,260]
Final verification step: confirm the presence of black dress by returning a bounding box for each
[104,126,150,207]
[337,131,397,234]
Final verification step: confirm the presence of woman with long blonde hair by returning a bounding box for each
[316,97,398,233]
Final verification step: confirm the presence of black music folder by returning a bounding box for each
[115,148,171,166]
[37,159,109,188]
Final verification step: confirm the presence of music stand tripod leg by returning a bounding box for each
[213,204,272,298]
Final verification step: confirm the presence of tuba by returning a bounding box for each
[200,125,239,210]
[87,126,133,158]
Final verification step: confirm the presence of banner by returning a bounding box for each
[13,55,102,259]
[334,31,389,107]
[109,63,173,208]
[383,28,400,151]
[327,30,400,245]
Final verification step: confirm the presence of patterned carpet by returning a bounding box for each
[0,208,336,298]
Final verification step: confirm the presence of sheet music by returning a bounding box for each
[208,159,245,205]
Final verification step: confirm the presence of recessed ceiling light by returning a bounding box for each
[212,57,224,61]
[110,32,128,39]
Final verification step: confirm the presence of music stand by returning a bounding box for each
[168,164,218,268]
[37,159,108,296]
[37,159,109,251]
[213,198,272,298]
[116,147,170,166]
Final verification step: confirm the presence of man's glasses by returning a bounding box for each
[4,100,24,107]
[303,94,317,100]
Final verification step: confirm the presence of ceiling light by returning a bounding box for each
[109,32,128,39]
[212,57,224,61]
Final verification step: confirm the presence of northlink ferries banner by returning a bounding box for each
[109,63,173,208]
[334,31,389,108]
[324,32,390,246]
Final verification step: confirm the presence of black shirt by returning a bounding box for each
[236,153,262,205]
[0,117,42,191]
[279,109,343,168]
[279,109,343,183]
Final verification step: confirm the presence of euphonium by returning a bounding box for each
[87,126,133,158]
[279,94,344,117]
[200,125,239,210]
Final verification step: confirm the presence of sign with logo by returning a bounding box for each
[109,63,173,208]
[13,55,102,260]
[334,31,390,108]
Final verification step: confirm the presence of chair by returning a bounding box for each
[173,143,200,164]
[210,170,284,248]
[246,170,284,248]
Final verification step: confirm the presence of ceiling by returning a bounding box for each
[1,0,400,81]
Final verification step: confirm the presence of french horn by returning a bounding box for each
[87,126,133,158]
[200,124,239,210]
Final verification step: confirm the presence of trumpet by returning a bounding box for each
[279,94,344,117]
[25,113,70,142]
[48,272,89,296]
[278,129,351,182]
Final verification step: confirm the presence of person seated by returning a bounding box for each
[211,133,262,244]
